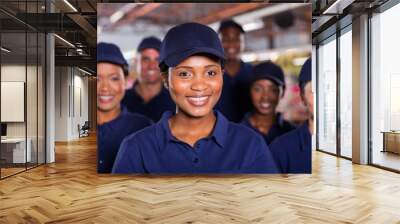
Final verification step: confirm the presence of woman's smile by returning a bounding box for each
[167,55,223,118]
[186,95,211,107]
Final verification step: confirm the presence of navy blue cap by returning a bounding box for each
[252,61,285,88]
[97,42,128,67]
[299,58,311,90]
[137,36,162,52]
[159,22,225,68]
[218,19,244,33]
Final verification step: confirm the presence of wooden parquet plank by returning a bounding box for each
[1,134,400,223]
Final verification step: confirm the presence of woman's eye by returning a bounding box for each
[207,70,217,76]
[111,75,121,81]
[178,71,190,77]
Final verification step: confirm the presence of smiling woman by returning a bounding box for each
[96,43,153,173]
[167,54,223,120]
[240,61,295,145]
[111,22,278,174]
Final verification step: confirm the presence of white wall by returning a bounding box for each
[1,63,46,164]
[1,65,31,138]
[54,67,89,141]
[55,66,69,141]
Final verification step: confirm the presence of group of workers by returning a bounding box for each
[97,20,313,174]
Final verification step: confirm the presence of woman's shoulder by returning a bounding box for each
[214,111,260,139]
[122,123,158,145]
[227,120,264,143]
[270,127,301,150]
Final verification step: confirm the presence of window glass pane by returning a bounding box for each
[339,29,352,158]
[317,37,337,154]
[27,31,38,169]
[38,32,45,165]
[371,3,400,171]
[1,9,28,177]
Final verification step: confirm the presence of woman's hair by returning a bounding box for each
[122,64,129,77]
[160,53,224,75]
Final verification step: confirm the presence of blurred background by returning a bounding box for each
[98,3,312,125]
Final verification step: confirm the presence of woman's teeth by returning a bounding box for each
[99,96,113,101]
[260,102,271,109]
[187,96,209,106]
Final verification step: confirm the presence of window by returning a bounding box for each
[317,36,337,154]
[370,2,400,171]
[0,1,46,179]
[339,27,352,158]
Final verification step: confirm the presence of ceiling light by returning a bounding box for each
[63,0,78,12]
[242,20,264,32]
[78,67,93,76]
[110,11,124,24]
[1,47,11,53]
[322,0,355,15]
[110,4,139,24]
[54,34,75,48]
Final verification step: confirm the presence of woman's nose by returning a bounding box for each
[98,79,110,91]
[191,75,208,91]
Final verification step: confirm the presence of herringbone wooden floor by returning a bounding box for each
[1,135,400,224]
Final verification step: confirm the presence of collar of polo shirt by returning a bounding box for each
[158,110,227,149]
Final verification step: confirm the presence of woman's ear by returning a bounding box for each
[279,86,285,98]
[163,80,169,90]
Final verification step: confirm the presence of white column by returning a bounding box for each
[352,14,369,164]
[312,45,317,151]
[46,33,55,163]
[45,0,55,163]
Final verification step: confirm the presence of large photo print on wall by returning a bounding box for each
[97,3,312,174]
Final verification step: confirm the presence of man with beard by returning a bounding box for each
[269,58,313,173]
[122,36,175,122]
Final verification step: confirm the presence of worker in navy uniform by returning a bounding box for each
[112,22,278,174]
[97,42,153,173]
[121,36,175,122]
[215,19,253,122]
[269,58,312,173]
[240,61,295,145]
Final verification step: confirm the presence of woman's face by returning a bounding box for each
[250,79,280,116]
[167,55,223,118]
[97,62,126,113]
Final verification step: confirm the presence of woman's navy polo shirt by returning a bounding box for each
[269,122,312,173]
[121,83,176,122]
[97,109,153,173]
[240,112,296,145]
[112,110,278,174]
